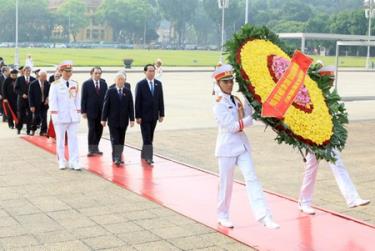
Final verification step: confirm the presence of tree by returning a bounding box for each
[99,0,158,44]
[0,0,53,42]
[55,0,89,42]
[158,0,199,46]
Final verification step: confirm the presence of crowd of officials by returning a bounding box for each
[0,57,165,168]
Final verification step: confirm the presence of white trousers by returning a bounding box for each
[299,149,360,207]
[55,122,79,166]
[217,150,270,221]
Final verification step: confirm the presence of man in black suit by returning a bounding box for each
[101,72,134,166]
[81,67,108,156]
[2,69,18,129]
[135,64,165,165]
[0,66,10,122]
[28,70,50,136]
[15,66,35,135]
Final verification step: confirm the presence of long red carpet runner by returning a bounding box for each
[22,135,375,250]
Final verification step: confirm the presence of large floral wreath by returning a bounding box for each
[226,25,348,162]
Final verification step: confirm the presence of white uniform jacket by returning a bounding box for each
[49,79,81,124]
[213,94,253,157]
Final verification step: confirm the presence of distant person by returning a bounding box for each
[25,54,33,68]
[0,66,10,122]
[28,70,50,136]
[135,64,165,165]
[155,58,163,81]
[2,69,19,129]
[33,69,40,80]
[49,66,60,83]
[101,72,134,166]
[15,66,35,135]
[0,57,5,69]
[81,67,108,156]
[49,62,81,170]
[18,66,24,76]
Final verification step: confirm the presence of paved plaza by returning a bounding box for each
[0,68,374,250]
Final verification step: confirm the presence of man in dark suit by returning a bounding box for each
[2,69,18,129]
[28,70,50,136]
[135,64,165,165]
[81,67,108,156]
[101,72,134,166]
[15,66,35,134]
[0,66,10,122]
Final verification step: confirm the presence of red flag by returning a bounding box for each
[262,50,313,119]
[4,102,19,125]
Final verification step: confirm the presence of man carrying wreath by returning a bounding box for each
[213,64,279,229]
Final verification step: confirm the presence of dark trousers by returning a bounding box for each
[31,105,48,133]
[140,120,157,145]
[109,125,127,161]
[0,100,7,122]
[17,101,32,132]
[4,102,15,128]
[140,120,157,160]
[87,116,103,152]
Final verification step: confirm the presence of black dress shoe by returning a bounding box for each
[87,152,96,157]
[120,160,124,164]
[30,131,35,136]
[114,160,121,167]
[17,130,21,135]
[146,159,153,165]
[95,151,103,155]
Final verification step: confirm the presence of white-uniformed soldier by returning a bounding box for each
[299,150,370,214]
[213,64,279,229]
[49,62,81,170]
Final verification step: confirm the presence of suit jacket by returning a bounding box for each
[15,75,36,108]
[0,74,5,97]
[28,80,50,109]
[101,87,134,128]
[135,79,164,122]
[213,94,253,157]
[49,79,81,124]
[2,77,18,108]
[81,78,108,119]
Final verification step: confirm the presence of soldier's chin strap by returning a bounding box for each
[298,147,307,163]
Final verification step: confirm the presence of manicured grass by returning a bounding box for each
[0,48,372,67]
[0,48,221,67]
[310,55,371,68]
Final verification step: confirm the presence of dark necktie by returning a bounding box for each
[66,81,69,88]
[95,81,100,94]
[118,88,122,99]
[150,81,154,95]
[230,95,236,105]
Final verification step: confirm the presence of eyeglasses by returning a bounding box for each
[63,69,72,72]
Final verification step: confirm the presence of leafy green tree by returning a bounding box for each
[55,0,89,42]
[158,0,199,46]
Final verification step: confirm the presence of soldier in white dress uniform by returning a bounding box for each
[213,64,279,229]
[298,149,370,214]
[49,62,81,170]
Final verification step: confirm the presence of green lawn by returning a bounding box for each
[0,48,221,67]
[0,48,372,67]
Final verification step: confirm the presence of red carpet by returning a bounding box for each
[22,135,375,251]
